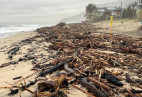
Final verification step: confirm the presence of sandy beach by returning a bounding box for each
[95,20,142,38]
[2,0,142,96]
[0,31,38,97]
[0,30,88,97]
[0,22,142,97]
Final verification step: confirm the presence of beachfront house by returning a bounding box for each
[136,0,142,17]
[107,7,122,17]
[137,0,142,9]
[85,6,122,22]
[97,7,122,17]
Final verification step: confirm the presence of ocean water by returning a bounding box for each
[0,23,54,39]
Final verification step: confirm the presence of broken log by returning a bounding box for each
[39,58,74,76]
[38,72,66,92]
[89,77,110,92]
[81,78,107,97]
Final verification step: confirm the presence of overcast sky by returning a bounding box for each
[0,0,117,24]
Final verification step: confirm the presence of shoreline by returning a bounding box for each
[0,31,37,48]
[0,31,23,40]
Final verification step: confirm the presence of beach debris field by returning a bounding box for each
[0,23,142,97]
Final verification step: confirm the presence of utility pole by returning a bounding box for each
[121,1,123,18]
[133,0,135,19]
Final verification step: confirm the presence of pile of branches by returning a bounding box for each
[1,23,142,97]
[35,23,142,97]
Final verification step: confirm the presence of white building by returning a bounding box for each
[97,7,122,17]
[137,0,142,9]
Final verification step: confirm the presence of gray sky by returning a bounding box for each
[0,0,117,24]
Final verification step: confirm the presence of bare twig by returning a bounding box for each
[72,84,96,97]
[13,71,39,85]
[89,77,110,92]
[73,53,84,66]
[25,88,34,94]
[0,87,14,89]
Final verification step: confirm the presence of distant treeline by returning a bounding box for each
[85,3,111,22]
[85,2,142,22]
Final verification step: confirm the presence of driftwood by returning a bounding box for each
[8,89,19,95]
[0,63,11,68]
[8,47,20,59]
[89,77,110,92]
[72,84,96,97]
[34,91,67,97]
[122,89,142,94]
[39,58,74,76]
[101,73,123,86]
[81,78,107,97]
[0,61,17,68]
[2,23,142,96]
[9,79,37,95]
[135,79,142,84]
[38,72,66,92]
[125,73,142,84]
[13,71,39,85]
[8,47,20,55]
[125,73,135,83]
[13,76,22,80]
[64,63,74,74]
[49,91,67,97]
[131,89,142,93]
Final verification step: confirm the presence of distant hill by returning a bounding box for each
[60,0,137,23]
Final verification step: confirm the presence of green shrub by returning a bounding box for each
[138,9,142,21]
